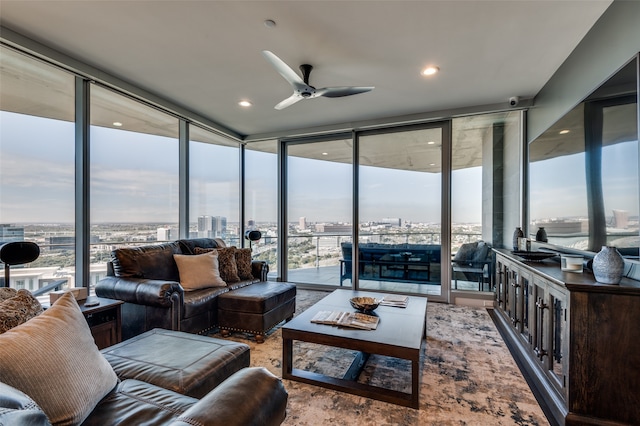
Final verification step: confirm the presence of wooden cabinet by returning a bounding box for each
[493,249,640,426]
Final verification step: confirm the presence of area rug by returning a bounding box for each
[209,289,548,425]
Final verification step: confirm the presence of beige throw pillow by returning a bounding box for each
[173,250,227,290]
[0,292,118,426]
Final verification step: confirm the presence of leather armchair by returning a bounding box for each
[1,367,288,426]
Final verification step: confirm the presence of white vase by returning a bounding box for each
[592,246,624,284]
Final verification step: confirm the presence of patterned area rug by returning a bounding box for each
[209,289,548,425]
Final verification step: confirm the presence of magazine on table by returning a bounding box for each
[379,294,409,308]
[310,310,379,330]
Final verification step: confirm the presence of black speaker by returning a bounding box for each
[0,242,40,265]
[244,230,262,242]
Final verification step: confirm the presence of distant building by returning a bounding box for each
[47,236,75,250]
[315,224,352,233]
[299,217,307,230]
[612,210,629,229]
[0,224,25,243]
[197,215,227,238]
[157,227,176,241]
[381,217,402,227]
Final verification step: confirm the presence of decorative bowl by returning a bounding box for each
[350,296,380,313]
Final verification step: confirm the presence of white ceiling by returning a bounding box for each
[0,1,612,140]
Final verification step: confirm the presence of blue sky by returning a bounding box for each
[2,110,636,226]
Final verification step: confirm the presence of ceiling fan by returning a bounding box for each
[262,50,374,110]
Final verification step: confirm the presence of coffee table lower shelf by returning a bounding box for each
[281,289,426,409]
[284,348,420,408]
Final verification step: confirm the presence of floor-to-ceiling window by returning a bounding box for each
[358,125,444,297]
[90,84,179,270]
[284,137,353,286]
[189,126,240,246]
[244,140,278,275]
[0,46,76,291]
[451,112,519,293]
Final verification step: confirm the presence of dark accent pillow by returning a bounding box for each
[0,289,44,334]
[235,248,254,281]
[453,242,478,263]
[195,246,240,283]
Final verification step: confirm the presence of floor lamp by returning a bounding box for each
[1,241,40,288]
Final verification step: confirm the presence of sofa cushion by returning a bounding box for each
[177,238,222,255]
[0,382,52,426]
[173,251,227,290]
[235,248,254,281]
[0,292,118,426]
[0,289,43,334]
[111,242,181,281]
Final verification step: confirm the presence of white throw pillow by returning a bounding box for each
[173,250,227,290]
[0,292,118,425]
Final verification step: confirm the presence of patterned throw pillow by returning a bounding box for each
[195,246,240,283]
[235,248,254,281]
[0,287,18,302]
[0,289,44,334]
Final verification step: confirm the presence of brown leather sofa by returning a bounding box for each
[1,366,288,426]
[95,238,276,340]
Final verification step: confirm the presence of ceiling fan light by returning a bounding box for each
[422,66,439,76]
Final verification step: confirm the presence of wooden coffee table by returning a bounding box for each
[282,289,427,408]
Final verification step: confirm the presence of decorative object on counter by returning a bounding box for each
[561,254,584,273]
[535,227,548,243]
[511,251,556,262]
[592,245,624,284]
[512,227,524,250]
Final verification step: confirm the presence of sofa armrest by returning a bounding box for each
[251,260,269,281]
[169,367,287,426]
[95,276,184,308]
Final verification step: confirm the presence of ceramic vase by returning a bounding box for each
[535,227,548,243]
[592,245,624,284]
[512,227,524,250]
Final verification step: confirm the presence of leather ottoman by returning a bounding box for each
[101,328,250,398]
[217,282,296,343]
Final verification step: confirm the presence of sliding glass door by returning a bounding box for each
[284,137,353,287]
[357,124,445,298]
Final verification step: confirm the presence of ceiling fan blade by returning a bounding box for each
[262,50,306,90]
[318,86,375,98]
[274,93,303,110]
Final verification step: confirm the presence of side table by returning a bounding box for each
[79,297,123,349]
[45,296,124,349]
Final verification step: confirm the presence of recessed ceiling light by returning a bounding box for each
[559,129,570,135]
[427,141,435,145]
[322,152,328,156]
[113,122,123,127]
[239,100,252,107]
[429,163,436,166]
[421,66,439,76]
[264,19,276,28]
